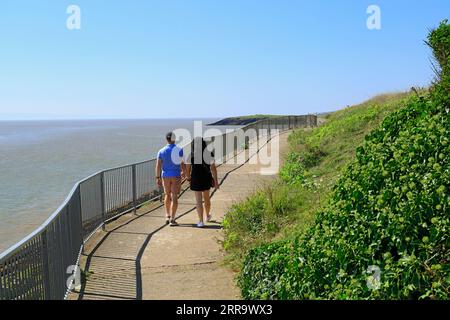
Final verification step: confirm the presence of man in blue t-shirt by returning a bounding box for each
[155,132,185,226]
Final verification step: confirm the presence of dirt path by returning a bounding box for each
[69,132,290,300]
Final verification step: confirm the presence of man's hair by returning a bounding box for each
[166,132,175,142]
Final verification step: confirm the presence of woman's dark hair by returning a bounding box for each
[191,137,214,165]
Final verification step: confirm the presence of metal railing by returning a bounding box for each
[0,115,317,300]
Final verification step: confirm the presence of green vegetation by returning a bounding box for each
[223,20,449,300]
[223,91,418,268]
[208,114,283,126]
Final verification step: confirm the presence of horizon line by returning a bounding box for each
[0,114,320,122]
[0,117,225,121]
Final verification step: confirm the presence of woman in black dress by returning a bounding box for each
[186,137,219,228]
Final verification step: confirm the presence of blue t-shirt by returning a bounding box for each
[157,144,184,178]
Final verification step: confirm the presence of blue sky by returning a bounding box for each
[0,0,448,120]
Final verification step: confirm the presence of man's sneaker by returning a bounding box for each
[197,221,205,228]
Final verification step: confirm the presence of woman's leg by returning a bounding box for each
[194,191,204,223]
[202,190,211,218]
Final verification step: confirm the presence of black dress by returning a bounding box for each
[190,152,214,192]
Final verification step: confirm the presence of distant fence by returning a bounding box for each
[0,115,317,300]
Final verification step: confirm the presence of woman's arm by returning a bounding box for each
[211,163,219,189]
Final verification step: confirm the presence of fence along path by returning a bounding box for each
[0,115,316,300]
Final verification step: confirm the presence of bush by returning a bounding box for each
[426,19,450,80]
[239,241,299,300]
[300,145,326,169]
[279,152,306,186]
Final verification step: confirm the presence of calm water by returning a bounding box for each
[0,119,237,253]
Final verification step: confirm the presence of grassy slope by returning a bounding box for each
[223,91,418,269]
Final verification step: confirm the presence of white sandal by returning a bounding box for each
[197,221,205,228]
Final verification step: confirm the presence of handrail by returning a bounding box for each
[0,115,317,300]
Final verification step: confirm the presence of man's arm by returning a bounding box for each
[155,158,162,186]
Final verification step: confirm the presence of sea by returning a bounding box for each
[0,119,238,253]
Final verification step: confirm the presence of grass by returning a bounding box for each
[223,90,422,270]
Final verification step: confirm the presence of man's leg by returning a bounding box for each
[162,178,172,220]
[171,193,178,219]
[165,194,172,216]
[170,177,181,220]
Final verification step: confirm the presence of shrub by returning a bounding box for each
[279,152,306,186]
[238,240,299,300]
[300,145,326,169]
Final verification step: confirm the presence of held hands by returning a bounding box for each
[156,177,162,187]
[182,170,192,184]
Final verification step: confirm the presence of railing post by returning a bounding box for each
[268,118,271,141]
[77,186,85,255]
[233,132,239,161]
[0,265,3,299]
[100,172,106,231]
[132,164,137,215]
[41,230,51,300]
